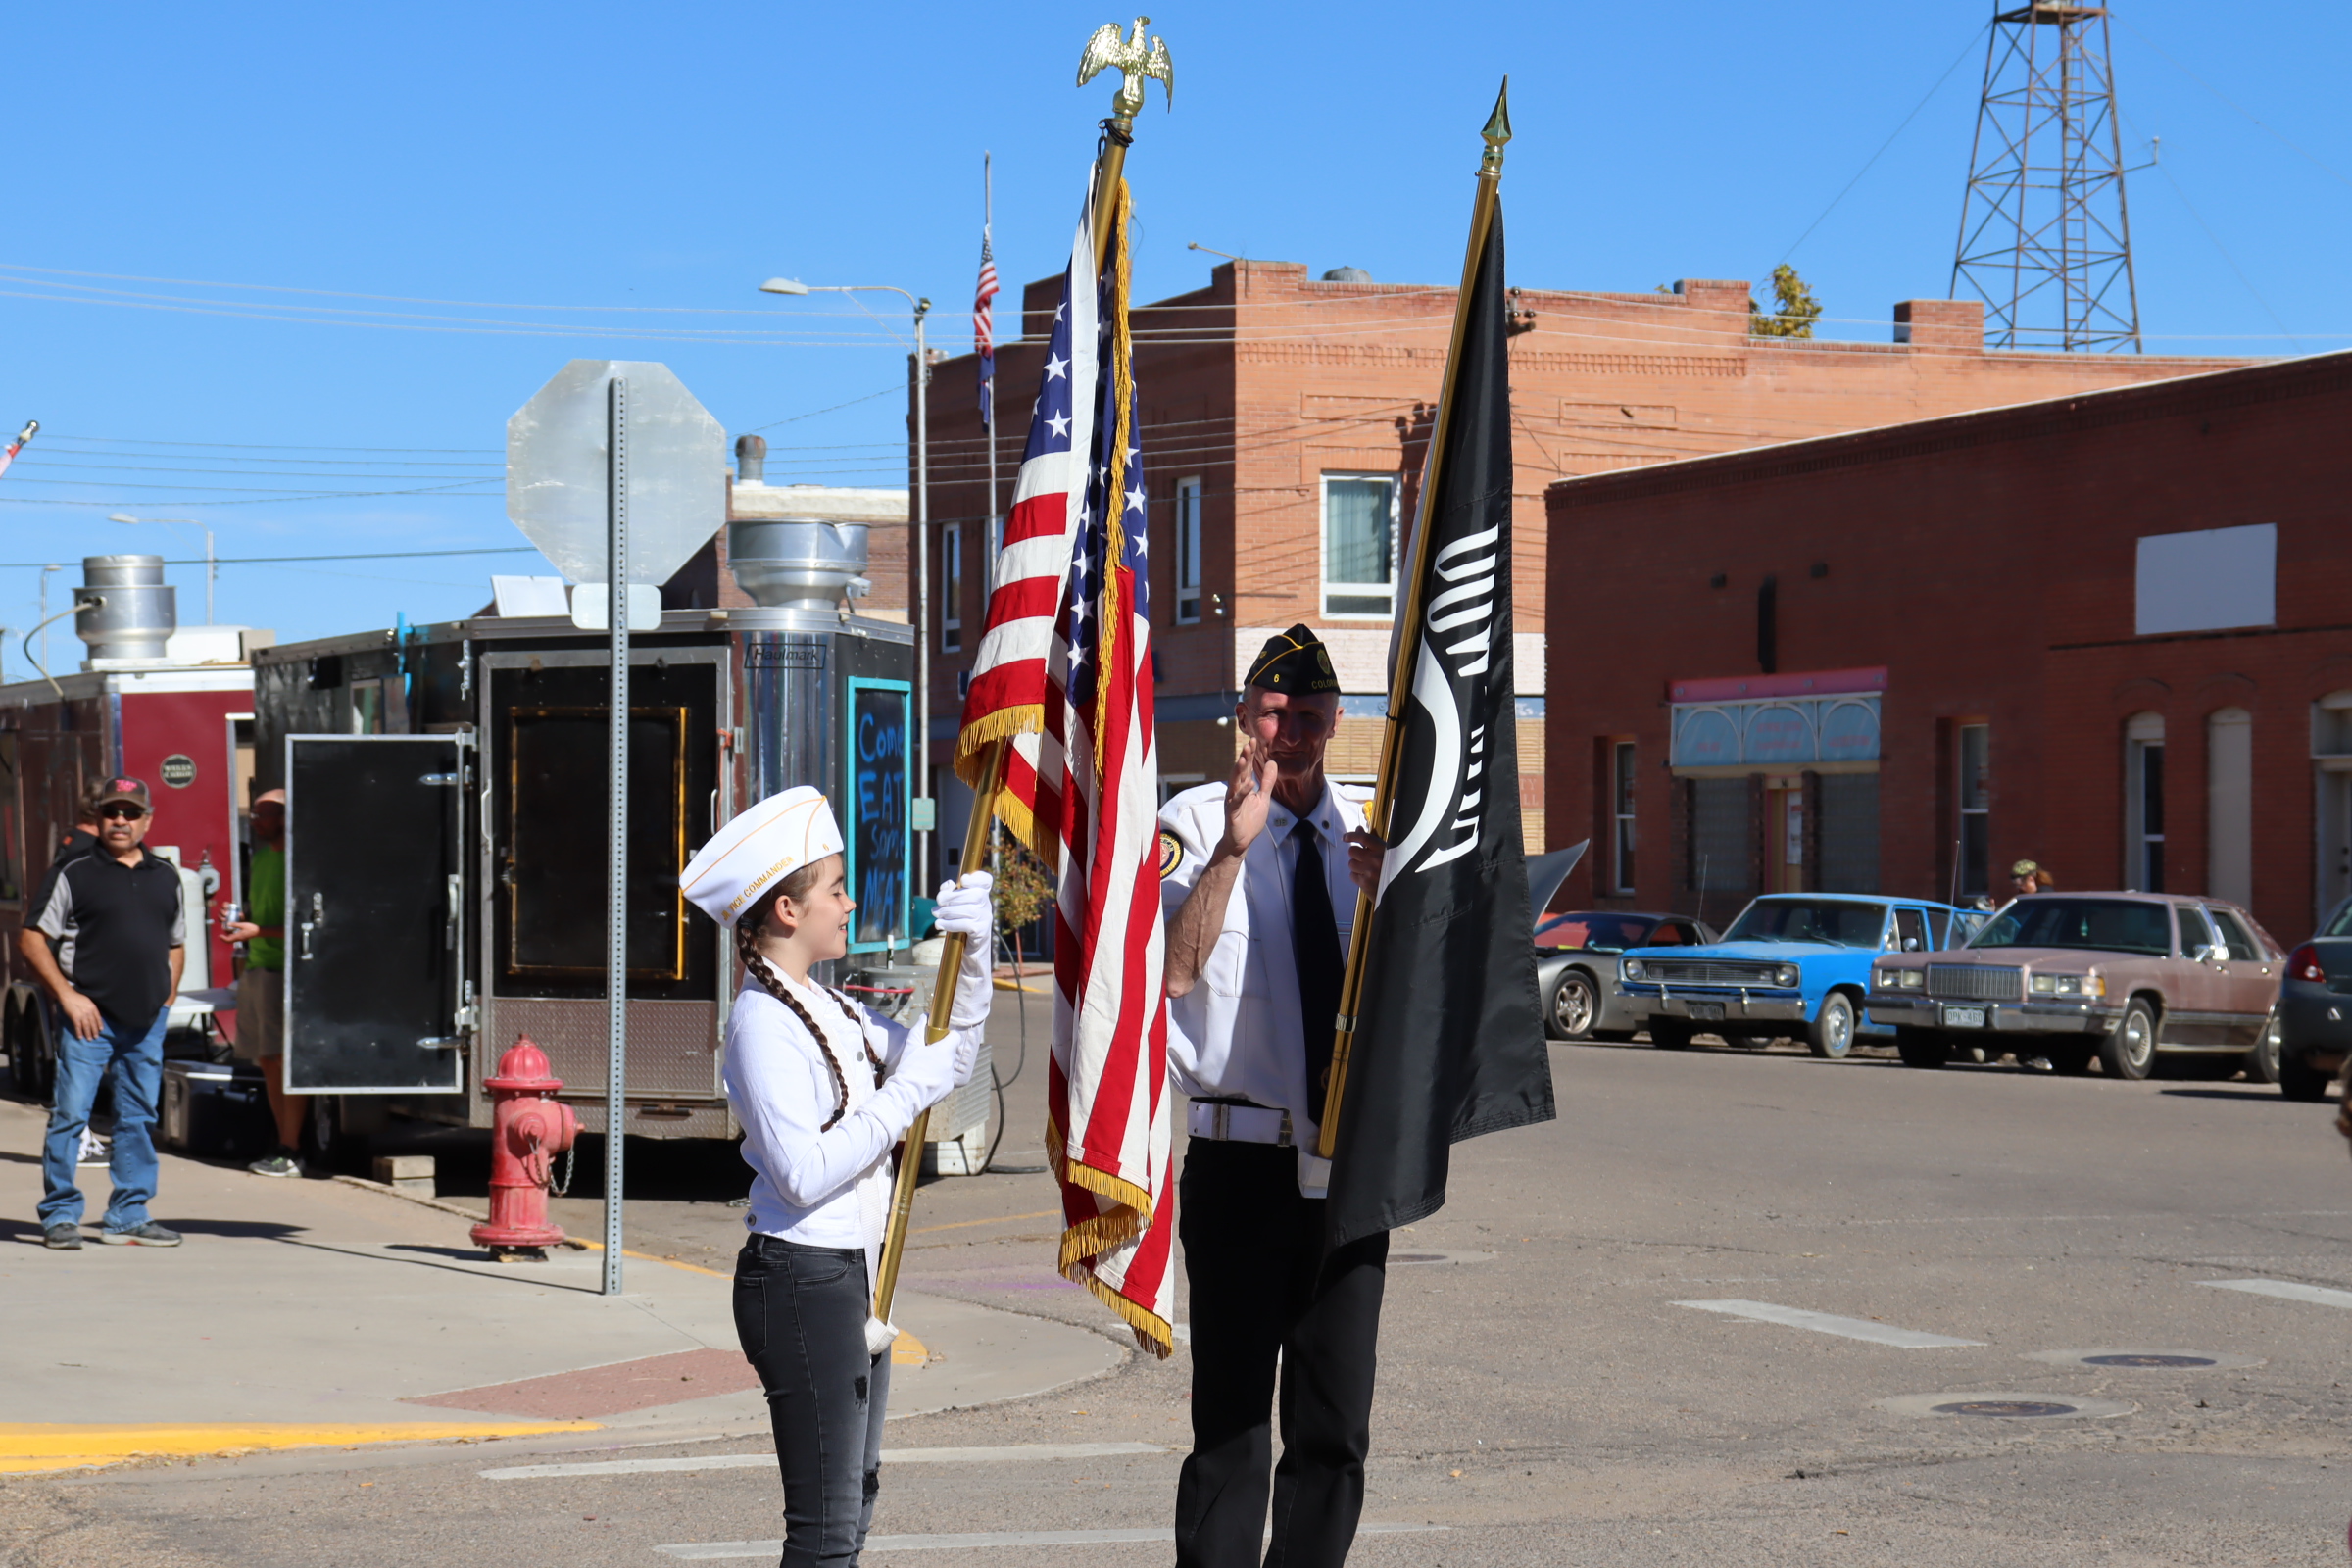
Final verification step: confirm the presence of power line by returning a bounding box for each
[1780,23,1988,263]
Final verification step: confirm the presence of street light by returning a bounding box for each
[758,277,938,888]
[108,513,215,625]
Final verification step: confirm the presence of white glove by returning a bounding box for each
[883,1032,958,1113]
[932,871,994,939]
[935,872,997,1030]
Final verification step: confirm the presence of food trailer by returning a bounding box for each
[245,514,990,1163]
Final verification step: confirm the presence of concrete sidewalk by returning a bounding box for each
[0,1100,1122,1472]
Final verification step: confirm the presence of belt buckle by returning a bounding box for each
[1211,1103,1231,1141]
[1276,1110,1293,1148]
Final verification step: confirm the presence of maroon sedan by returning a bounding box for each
[1868,892,2283,1080]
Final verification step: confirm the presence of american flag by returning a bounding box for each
[953,173,1174,1355]
[974,225,999,430]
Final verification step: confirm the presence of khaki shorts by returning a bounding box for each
[233,967,284,1062]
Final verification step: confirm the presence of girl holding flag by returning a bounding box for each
[682,786,996,1566]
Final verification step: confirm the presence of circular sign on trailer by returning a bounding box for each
[158,754,197,788]
[506,359,727,588]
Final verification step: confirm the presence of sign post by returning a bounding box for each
[604,375,630,1297]
[506,359,724,1299]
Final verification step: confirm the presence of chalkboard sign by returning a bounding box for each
[843,678,911,954]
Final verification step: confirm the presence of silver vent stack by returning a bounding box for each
[75,554,177,665]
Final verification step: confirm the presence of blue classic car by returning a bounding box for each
[1617,894,1984,1058]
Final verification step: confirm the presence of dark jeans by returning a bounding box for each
[1174,1139,1389,1568]
[734,1235,891,1568]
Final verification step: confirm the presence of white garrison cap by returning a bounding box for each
[682,786,845,928]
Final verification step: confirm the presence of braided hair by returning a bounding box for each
[736,873,882,1131]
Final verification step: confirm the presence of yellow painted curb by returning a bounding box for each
[0,1420,599,1474]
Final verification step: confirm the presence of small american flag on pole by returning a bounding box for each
[974,224,999,430]
[953,171,1174,1355]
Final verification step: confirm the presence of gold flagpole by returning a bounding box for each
[1316,81,1511,1161]
[873,19,1173,1332]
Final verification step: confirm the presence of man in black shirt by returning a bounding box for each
[24,777,186,1248]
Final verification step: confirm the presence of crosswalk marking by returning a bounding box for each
[482,1442,1167,1481]
[655,1522,1446,1558]
[2199,1278,2352,1310]
[1674,1298,1984,1348]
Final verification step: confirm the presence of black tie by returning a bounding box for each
[1293,823,1345,1099]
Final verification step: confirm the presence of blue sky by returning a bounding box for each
[0,2,2341,660]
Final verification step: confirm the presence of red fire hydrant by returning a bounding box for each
[471,1034,580,1256]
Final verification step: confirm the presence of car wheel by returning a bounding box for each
[2243,1012,2284,1085]
[1548,969,1600,1042]
[2279,1045,2334,1102]
[1894,1027,1947,1069]
[1806,993,1857,1060]
[2098,1000,2159,1081]
[1648,1019,1695,1051]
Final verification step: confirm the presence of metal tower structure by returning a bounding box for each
[1951,2,2143,352]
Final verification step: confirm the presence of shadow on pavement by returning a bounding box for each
[2158,1087,2308,1102]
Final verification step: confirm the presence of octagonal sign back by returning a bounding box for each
[506,360,726,586]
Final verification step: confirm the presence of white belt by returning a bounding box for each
[1187,1102,1294,1147]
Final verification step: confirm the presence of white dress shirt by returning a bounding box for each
[722,963,984,1284]
[1158,777,1367,1193]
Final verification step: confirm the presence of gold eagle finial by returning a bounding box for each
[1077,18,1174,130]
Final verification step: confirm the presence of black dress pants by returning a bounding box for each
[1174,1138,1389,1568]
[734,1235,892,1567]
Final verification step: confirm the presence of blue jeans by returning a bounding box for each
[40,1004,169,1231]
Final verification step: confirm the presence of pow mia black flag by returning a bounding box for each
[1325,195,1553,1250]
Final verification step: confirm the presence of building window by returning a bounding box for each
[1611,741,1637,893]
[2125,711,2165,892]
[2207,708,2252,908]
[1174,477,1202,624]
[940,523,962,653]
[1321,474,1396,619]
[1956,723,1989,898]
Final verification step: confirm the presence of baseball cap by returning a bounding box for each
[94,776,151,812]
[2010,858,2040,879]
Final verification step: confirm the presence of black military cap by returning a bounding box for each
[1245,624,1341,694]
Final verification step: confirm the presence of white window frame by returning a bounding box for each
[1956,722,1990,898]
[1319,472,1399,621]
[1174,476,1202,625]
[1611,740,1637,894]
[940,522,963,653]
[2125,711,2166,893]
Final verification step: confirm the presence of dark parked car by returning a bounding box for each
[2277,896,2352,1100]
[1870,892,2283,1080]
[1537,911,1715,1042]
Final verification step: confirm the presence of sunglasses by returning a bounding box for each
[100,805,147,821]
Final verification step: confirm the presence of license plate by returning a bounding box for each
[1687,1001,1726,1021]
[1942,1004,1987,1029]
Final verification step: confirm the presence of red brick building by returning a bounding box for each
[1544,349,2352,946]
[918,256,2249,849]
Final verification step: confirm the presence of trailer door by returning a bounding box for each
[285,735,466,1093]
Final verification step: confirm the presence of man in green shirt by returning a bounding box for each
[221,789,299,1175]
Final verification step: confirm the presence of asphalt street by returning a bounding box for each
[13,1031,2352,1566]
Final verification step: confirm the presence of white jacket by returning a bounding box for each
[722,956,986,1276]
[1157,777,1368,1190]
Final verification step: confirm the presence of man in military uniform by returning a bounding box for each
[1159,625,1388,1568]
